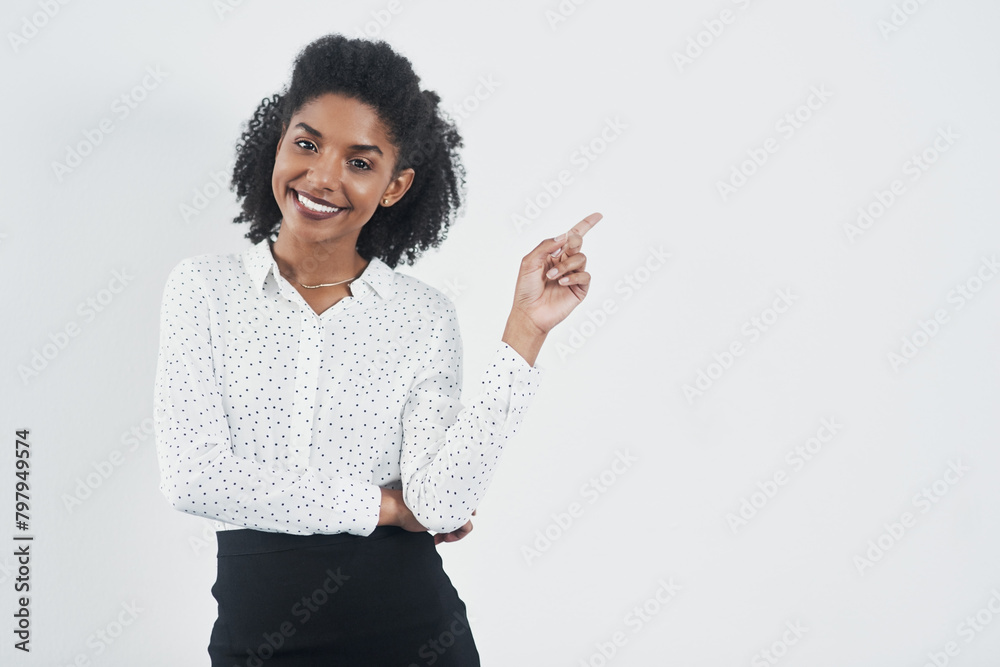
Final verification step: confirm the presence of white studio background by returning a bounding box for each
[1,1,999,665]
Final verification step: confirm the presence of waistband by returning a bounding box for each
[215,526,408,557]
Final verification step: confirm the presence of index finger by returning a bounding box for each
[553,212,602,257]
[564,212,602,239]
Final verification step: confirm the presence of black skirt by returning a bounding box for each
[207,526,481,666]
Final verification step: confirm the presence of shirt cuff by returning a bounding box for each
[486,340,544,435]
[353,480,382,537]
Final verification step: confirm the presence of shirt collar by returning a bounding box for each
[244,237,396,301]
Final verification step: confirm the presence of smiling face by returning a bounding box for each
[271,92,414,247]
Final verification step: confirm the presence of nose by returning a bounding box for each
[307,153,343,191]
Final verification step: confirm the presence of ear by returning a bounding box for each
[380,168,416,207]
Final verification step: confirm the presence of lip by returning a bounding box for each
[290,189,349,221]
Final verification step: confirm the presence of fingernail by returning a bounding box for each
[546,267,558,279]
[554,232,567,243]
[549,247,563,257]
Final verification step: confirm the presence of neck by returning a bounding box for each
[269,229,367,286]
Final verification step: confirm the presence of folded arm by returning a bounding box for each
[153,259,382,536]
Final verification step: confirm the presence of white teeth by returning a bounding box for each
[296,192,338,214]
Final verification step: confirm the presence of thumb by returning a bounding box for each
[523,233,568,271]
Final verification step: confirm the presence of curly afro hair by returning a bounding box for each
[230,34,465,269]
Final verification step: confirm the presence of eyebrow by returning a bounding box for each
[294,122,384,156]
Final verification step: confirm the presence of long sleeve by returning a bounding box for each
[153,259,381,536]
[399,301,544,533]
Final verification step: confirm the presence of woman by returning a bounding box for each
[154,33,600,665]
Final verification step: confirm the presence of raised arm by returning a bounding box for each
[399,213,601,534]
[398,304,543,534]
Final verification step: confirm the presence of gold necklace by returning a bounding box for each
[279,265,365,289]
[269,237,366,289]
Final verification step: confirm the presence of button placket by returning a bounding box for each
[289,308,322,471]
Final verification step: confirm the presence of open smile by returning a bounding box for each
[291,189,350,220]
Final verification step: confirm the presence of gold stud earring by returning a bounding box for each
[382,198,390,206]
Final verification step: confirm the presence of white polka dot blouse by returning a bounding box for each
[153,237,544,536]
